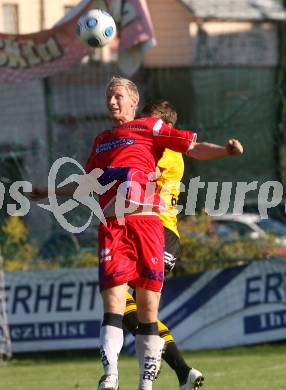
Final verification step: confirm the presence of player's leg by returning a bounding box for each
[123,291,139,335]
[124,291,164,380]
[162,228,204,389]
[135,287,165,390]
[129,215,166,389]
[98,284,128,390]
[159,319,203,389]
[158,320,189,381]
[124,291,164,382]
[123,290,204,389]
[97,218,139,390]
[123,289,192,383]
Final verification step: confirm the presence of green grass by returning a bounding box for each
[1,344,286,389]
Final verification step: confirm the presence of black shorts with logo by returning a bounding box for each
[164,227,180,273]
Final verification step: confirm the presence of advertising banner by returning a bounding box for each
[0,13,90,83]
[3,259,286,353]
[3,268,102,352]
[0,0,155,82]
[125,258,286,352]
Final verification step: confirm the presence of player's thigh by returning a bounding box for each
[98,220,138,289]
[133,216,165,291]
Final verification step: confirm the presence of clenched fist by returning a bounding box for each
[226,139,244,156]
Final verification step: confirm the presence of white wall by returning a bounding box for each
[0,0,80,33]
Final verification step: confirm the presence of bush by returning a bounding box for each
[1,216,37,272]
[2,212,279,275]
[1,216,98,272]
[177,212,280,274]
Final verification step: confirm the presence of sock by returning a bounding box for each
[135,322,164,390]
[162,341,190,385]
[100,313,124,376]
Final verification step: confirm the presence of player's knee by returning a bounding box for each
[102,285,128,314]
[135,288,160,322]
[123,311,139,335]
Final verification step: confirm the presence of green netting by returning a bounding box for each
[0,60,146,264]
[0,62,285,242]
[145,67,285,216]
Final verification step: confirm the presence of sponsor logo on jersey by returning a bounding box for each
[142,267,164,282]
[96,138,135,154]
[121,124,148,130]
[100,248,112,262]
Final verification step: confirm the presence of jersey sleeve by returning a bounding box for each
[151,118,197,153]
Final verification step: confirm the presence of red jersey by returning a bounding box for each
[85,117,197,211]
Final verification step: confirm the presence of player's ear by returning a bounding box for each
[131,96,139,109]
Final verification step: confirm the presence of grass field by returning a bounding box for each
[1,343,286,389]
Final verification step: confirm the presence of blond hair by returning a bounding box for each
[106,76,139,106]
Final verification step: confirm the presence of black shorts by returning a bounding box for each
[164,227,180,257]
[164,227,180,274]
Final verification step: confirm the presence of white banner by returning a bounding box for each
[3,268,102,352]
[125,258,286,352]
[3,259,286,353]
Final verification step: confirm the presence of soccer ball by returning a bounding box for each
[76,9,116,48]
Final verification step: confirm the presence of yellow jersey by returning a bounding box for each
[157,149,184,238]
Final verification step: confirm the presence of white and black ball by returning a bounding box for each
[76,9,116,48]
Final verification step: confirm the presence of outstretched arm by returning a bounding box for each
[151,119,243,159]
[27,182,78,202]
[188,138,243,160]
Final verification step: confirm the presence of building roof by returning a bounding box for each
[178,0,286,20]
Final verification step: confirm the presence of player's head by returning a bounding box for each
[106,77,139,124]
[141,100,177,127]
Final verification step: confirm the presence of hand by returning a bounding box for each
[226,139,243,156]
[27,187,48,202]
[148,167,162,181]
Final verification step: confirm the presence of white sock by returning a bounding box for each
[100,325,123,376]
[135,334,164,390]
